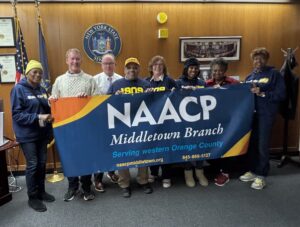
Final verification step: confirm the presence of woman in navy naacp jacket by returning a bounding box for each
[176,58,208,188]
[145,55,177,189]
[176,57,206,89]
[239,48,285,190]
[11,60,55,212]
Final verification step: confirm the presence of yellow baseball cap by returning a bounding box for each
[25,60,43,75]
[124,57,140,67]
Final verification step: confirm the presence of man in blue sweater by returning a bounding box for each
[108,57,152,198]
[108,58,150,95]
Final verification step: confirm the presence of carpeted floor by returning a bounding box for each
[1,160,300,227]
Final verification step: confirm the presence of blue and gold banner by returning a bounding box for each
[52,84,254,177]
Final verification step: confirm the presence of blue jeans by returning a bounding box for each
[20,139,48,198]
[247,113,275,177]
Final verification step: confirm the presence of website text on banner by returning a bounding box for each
[51,84,254,177]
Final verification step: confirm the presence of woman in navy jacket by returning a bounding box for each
[146,55,177,188]
[176,58,208,188]
[239,48,285,190]
[10,60,55,212]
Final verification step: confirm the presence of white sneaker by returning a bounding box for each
[148,175,157,183]
[162,179,171,188]
[239,171,256,182]
[251,177,266,190]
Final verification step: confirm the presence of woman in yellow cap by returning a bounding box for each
[10,60,55,212]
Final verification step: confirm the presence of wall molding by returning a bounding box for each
[3,0,297,4]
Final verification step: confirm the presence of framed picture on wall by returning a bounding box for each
[0,18,16,48]
[179,36,241,62]
[0,54,17,83]
[199,64,211,81]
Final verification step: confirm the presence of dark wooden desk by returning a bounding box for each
[0,140,19,206]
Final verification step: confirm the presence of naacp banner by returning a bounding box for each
[52,84,254,177]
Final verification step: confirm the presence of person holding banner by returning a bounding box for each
[205,58,239,187]
[145,55,178,188]
[93,53,121,192]
[206,58,239,88]
[11,60,55,212]
[50,48,97,201]
[176,58,208,188]
[176,58,206,89]
[108,57,153,198]
[240,47,285,190]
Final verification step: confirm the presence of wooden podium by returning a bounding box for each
[0,140,18,206]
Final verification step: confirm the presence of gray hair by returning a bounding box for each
[101,53,116,63]
[66,48,81,59]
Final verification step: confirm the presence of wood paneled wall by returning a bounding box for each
[0,3,300,169]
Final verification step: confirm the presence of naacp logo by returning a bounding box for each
[83,23,121,62]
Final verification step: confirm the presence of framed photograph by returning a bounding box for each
[199,64,211,81]
[0,18,16,48]
[0,54,17,83]
[180,36,241,62]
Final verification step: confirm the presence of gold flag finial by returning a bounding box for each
[10,0,18,18]
[35,0,41,20]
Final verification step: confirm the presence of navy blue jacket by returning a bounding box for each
[245,66,286,116]
[145,75,178,91]
[10,78,52,143]
[107,78,150,94]
[176,76,206,88]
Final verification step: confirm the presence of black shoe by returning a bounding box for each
[28,198,47,212]
[122,187,131,198]
[83,190,95,201]
[64,189,78,202]
[140,183,153,194]
[38,192,55,202]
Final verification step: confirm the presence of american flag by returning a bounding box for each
[15,18,28,84]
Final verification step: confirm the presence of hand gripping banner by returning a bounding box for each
[51,84,254,177]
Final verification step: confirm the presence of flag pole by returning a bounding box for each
[46,139,64,183]
[34,0,64,183]
[34,0,41,23]
[11,0,17,19]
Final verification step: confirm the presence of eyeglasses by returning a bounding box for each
[102,62,115,66]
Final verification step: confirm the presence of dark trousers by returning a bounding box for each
[185,161,204,170]
[94,171,115,182]
[150,164,172,179]
[209,158,231,173]
[247,113,275,177]
[94,173,104,182]
[20,139,48,198]
[68,175,92,192]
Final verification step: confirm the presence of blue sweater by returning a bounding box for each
[10,78,52,143]
[176,76,206,88]
[245,66,286,116]
[107,78,150,94]
[145,75,178,91]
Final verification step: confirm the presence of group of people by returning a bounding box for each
[10,47,285,212]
